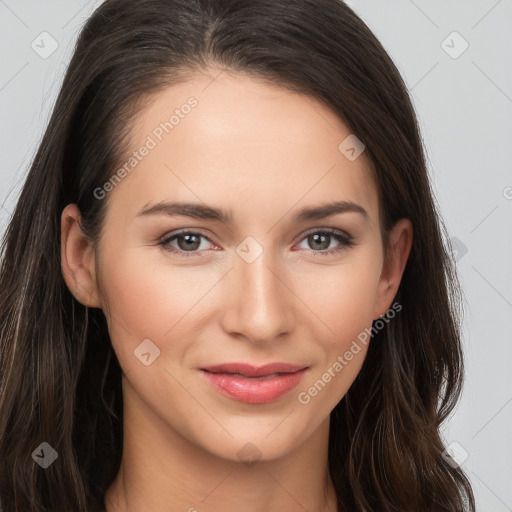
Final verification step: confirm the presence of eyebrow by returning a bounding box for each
[135,199,368,224]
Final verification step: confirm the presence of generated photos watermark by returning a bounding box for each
[297,301,402,405]
[93,96,198,200]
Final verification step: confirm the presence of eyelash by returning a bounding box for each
[158,228,355,258]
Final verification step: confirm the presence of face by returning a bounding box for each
[63,69,411,463]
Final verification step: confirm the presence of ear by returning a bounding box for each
[61,204,102,308]
[373,218,413,320]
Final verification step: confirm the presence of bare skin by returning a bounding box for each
[61,68,412,512]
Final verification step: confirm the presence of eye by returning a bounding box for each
[158,230,215,257]
[158,228,355,259]
[295,228,354,257]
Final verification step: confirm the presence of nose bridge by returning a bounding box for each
[222,241,294,342]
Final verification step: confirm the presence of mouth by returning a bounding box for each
[200,362,308,377]
[203,371,291,380]
[199,363,309,404]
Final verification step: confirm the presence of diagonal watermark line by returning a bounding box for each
[471,265,512,308]
[163,267,234,338]
[103,305,135,339]
[410,62,439,91]
[163,163,235,237]
[199,470,234,502]
[265,409,294,438]
[61,0,95,29]
[471,471,512,510]
[407,0,439,28]
[472,61,512,105]
[93,279,130,333]
[470,204,499,233]
[163,366,235,438]
[266,164,337,235]
[0,0,29,28]
[201,68,226,94]
[471,0,503,30]
[266,471,309,511]
[302,96,336,130]
[472,396,512,440]
[83,283,136,340]
[0,62,29,92]
[265,265,336,335]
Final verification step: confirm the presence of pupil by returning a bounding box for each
[311,234,329,250]
[179,234,200,251]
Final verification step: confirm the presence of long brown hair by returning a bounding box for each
[0,1,474,510]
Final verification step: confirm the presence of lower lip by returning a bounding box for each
[200,368,308,404]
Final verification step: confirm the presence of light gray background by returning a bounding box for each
[1,1,511,510]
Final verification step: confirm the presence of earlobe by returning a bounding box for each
[61,204,102,308]
[373,218,413,320]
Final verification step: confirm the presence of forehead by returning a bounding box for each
[107,70,379,228]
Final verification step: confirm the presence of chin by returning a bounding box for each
[193,422,311,465]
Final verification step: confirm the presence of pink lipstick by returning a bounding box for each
[200,362,308,404]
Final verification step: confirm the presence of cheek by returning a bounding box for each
[98,247,223,367]
[293,257,381,410]
[297,248,383,347]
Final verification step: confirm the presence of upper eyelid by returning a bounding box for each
[160,227,353,247]
[160,228,215,244]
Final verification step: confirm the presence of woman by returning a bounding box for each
[0,0,475,510]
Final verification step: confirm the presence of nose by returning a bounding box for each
[219,247,295,344]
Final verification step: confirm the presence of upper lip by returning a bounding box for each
[200,362,308,377]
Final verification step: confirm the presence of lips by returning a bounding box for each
[199,362,308,404]
[200,362,307,377]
